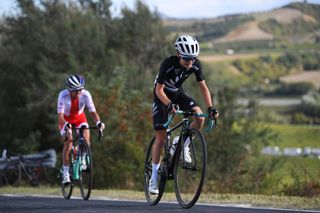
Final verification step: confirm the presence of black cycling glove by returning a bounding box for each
[166,102,179,113]
[208,107,218,119]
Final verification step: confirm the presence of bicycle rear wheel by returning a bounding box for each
[4,163,22,186]
[174,128,207,208]
[79,142,92,200]
[61,150,74,200]
[144,137,167,205]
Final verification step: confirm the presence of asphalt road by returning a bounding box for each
[0,194,318,213]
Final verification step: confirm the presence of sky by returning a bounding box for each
[0,0,320,19]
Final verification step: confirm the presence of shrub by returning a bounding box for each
[282,168,320,197]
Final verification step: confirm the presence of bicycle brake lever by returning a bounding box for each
[204,119,214,133]
[163,113,175,129]
[98,129,103,141]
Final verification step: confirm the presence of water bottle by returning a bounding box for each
[170,136,179,156]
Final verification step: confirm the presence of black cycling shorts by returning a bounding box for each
[152,92,198,130]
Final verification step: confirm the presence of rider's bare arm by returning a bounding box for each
[155,83,171,106]
[198,80,213,108]
[58,113,67,127]
[89,111,101,124]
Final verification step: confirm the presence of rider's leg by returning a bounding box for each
[62,135,72,182]
[151,130,166,180]
[62,136,73,166]
[175,93,204,130]
[83,129,90,146]
[183,106,204,163]
[190,106,205,130]
[149,129,166,194]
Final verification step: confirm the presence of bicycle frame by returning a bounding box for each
[61,125,102,200]
[144,109,216,208]
[163,110,215,180]
[165,119,186,180]
[70,126,101,180]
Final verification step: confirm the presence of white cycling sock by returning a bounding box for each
[151,163,160,182]
[63,166,69,176]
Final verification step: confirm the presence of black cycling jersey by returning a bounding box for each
[152,55,204,130]
[154,55,204,95]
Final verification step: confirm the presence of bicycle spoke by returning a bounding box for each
[79,143,92,200]
[4,164,21,186]
[174,129,207,208]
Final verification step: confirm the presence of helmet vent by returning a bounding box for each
[185,44,190,53]
[179,43,185,53]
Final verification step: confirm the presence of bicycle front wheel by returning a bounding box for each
[144,137,167,205]
[79,142,92,200]
[174,128,207,208]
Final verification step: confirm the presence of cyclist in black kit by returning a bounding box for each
[149,35,219,194]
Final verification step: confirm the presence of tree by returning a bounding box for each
[0,0,171,189]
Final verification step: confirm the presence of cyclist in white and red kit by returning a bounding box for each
[57,74,105,184]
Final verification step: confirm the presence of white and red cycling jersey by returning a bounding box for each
[57,89,96,134]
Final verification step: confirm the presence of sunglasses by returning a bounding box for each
[71,89,82,92]
[180,55,196,62]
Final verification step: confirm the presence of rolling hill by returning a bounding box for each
[163,2,320,49]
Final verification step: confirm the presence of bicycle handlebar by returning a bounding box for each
[66,126,104,141]
[163,110,217,132]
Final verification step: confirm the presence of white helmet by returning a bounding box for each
[65,74,85,90]
[175,35,200,57]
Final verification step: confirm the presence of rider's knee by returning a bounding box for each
[63,139,72,148]
[155,130,166,144]
[196,116,205,126]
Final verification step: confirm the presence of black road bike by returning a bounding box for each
[59,126,102,200]
[0,149,57,187]
[144,110,216,208]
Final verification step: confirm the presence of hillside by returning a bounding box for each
[280,70,320,89]
[163,2,320,49]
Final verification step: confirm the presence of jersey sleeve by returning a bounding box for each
[157,58,170,84]
[194,60,205,82]
[57,91,65,114]
[84,91,96,112]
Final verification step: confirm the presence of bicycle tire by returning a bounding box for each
[61,148,74,200]
[144,137,167,205]
[173,128,207,208]
[4,163,22,186]
[79,142,92,200]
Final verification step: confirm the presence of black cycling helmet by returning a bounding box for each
[65,74,85,90]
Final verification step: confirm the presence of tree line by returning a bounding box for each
[0,0,275,192]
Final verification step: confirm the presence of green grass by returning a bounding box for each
[267,156,320,186]
[269,124,320,147]
[1,186,320,210]
[256,124,320,191]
